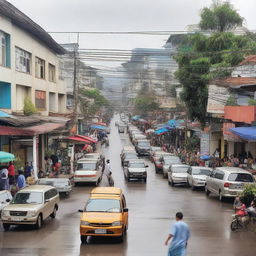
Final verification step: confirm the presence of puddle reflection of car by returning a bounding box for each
[80,187,129,244]
[1,185,59,230]
[37,178,72,196]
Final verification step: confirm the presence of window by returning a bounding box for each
[35,90,46,109]
[0,31,10,67]
[35,57,45,79]
[228,173,254,183]
[15,47,31,73]
[0,82,11,109]
[49,63,56,82]
[214,171,224,180]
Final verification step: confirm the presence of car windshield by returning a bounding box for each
[38,180,54,186]
[85,199,121,212]
[228,173,254,182]
[192,168,212,175]
[12,192,43,204]
[151,147,161,152]
[54,180,70,186]
[125,153,137,159]
[129,162,145,168]
[77,163,96,170]
[172,166,189,173]
[84,155,98,159]
[164,157,180,164]
[138,142,150,147]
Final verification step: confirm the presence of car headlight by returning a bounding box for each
[80,221,90,226]
[1,210,9,217]
[112,221,122,226]
[27,210,37,217]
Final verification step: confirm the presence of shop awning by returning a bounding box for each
[23,122,66,135]
[0,111,12,118]
[0,126,34,136]
[154,128,169,135]
[132,115,141,121]
[90,124,106,130]
[230,127,256,141]
[75,135,97,143]
[67,136,91,144]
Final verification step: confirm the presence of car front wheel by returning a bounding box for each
[35,214,43,229]
[81,235,87,244]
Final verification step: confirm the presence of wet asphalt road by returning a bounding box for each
[1,115,256,256]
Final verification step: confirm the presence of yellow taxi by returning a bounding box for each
[80,187,128,243]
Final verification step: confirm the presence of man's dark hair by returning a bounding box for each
[176,212,183,220]
[18,169,24,175]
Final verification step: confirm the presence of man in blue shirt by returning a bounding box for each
[17,170,26,190]
[165,212,190,256]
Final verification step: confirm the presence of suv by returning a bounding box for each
[74,160,103,186]
[80,187,129,243]
[205,167,255,201]
[1,185,59,230]
[124,159,148,182]
[135,140,151,156]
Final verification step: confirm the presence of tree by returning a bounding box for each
[175,32,256,126]
[23,98,36,116]
[199,1,244,32]
[134,91,159,115]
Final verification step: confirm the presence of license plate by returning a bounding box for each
[95,229,106,234]
[11,217,23,221]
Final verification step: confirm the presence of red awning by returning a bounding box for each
[23,123,66,135]
[76,135,97,143]
[67,136,91,144]
[0,126,33,136]
[94,122,107,127]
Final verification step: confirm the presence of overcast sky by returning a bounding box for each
[7,0,256,68]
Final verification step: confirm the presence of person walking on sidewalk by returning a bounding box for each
[165,212,190,256]
[105,159,114,186]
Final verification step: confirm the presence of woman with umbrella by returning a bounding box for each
[0,151,15,190]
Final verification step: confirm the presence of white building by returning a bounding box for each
[0,0,67,116]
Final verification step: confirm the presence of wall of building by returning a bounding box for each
[0,14,66,116]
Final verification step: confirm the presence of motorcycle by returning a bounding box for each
[230,205,250,231]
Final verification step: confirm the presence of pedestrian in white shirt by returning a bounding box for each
[105,160,114,186]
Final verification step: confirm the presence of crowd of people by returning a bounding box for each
[0,161,32,195]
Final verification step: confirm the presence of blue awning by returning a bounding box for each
[230,127,256,141]
[90,125,106,130]
[154,128,169,135]
[132,115,141,121]
[0,110,11,118]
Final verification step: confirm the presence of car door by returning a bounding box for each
[206,170,215,193]
[43,190,52,219]
[121,195,128,228]
[212,170,224,194]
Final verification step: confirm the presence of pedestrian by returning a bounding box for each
[0,166,9,190]
[24,162,33,178]
[16,170,26,190]
[165,212,191,256]
[104,159,114,186]
[8,161,15,187]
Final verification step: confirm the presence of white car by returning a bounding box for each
[0,190,12,214]
[74,160,103,186]
[1,185,59,230]
[162,156,181,178]
[168,164,190,186]
[187,167,212,189]
[205,167,255,201]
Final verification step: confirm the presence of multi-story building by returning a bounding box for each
[0,0,66,116]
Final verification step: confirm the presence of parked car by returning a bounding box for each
[0,190,12,214]
[118,125,126,133]
[153,152,174,173]
[1,185,59,230]
[37,178,72,196]
[162,156,181,178]
[130,130,143,140]
[132,134,147,145]
[74,160,103,186]
[121,152,139,167]
[205,167,255,201]
[187,167,212,189]
[149,146,162,162]
[79,187,128,243]
[123,159,148,182]
[168,164,190,186]
[135,140,151,156]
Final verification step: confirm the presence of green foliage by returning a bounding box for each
[134,92,159,115]
[248,98,256,106]
[199,1,244,32]
[185,135,200,151]
[14,157,23,171]
[226,96,238,106]
[80,89,110,118]
[241,184,256,206]
[23,98,36,116]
